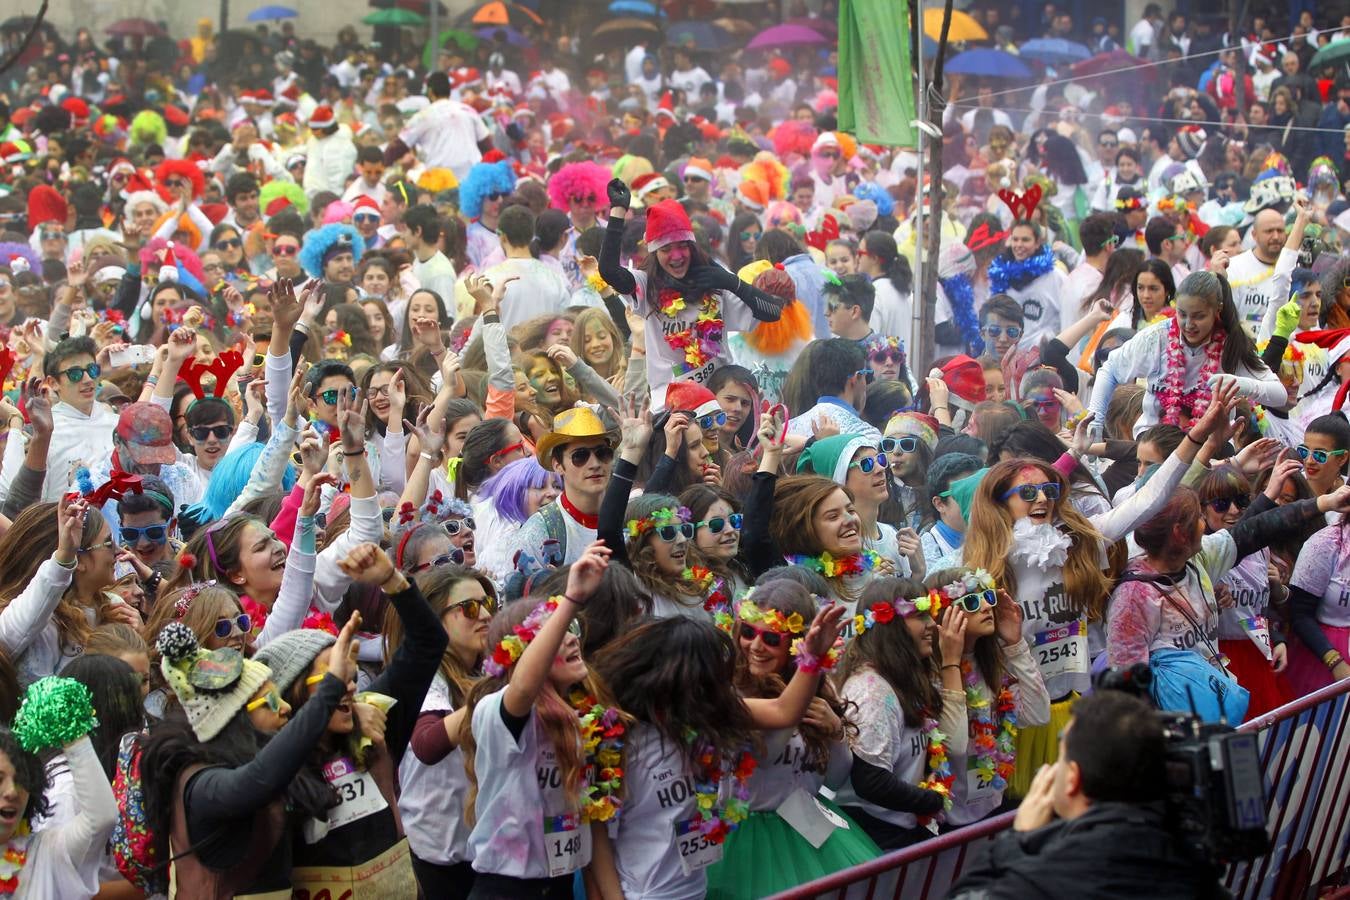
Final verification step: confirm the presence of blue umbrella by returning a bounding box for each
[246,5,297,22]
[608,0,662,17]
[1018,37,1092,65]
[475,25,530,46]
[665,20,736,52]
[944,48,1032,79]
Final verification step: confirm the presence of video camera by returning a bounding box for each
[1095,664,1270,867]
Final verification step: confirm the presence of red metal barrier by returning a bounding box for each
[768,678,1350,900]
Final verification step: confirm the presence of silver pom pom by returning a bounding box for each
[156,620,199,662]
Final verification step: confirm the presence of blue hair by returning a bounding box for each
[459,160,517,219]
[183,443,296,524]
[298,223,364,279]
[853,182,895,218]
[476,457,559,525]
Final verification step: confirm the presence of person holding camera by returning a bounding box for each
[948,690,1228,899]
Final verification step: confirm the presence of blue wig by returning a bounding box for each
[183,442,297,524]
[459,160,517,219]
[853,182,895,218]
[298,223,364,279]
[476,457,559,525]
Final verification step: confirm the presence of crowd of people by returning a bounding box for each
[0,1,1347,897]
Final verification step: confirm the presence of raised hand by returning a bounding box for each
[406,404,447,460]
[993,589,1024,646]
[336,542,397,586]
[546,343,578,369]
[337,388,369,454]
[937,605,968,664]
[269,279,303,333]
[614,391,652,453]
[22,378,53,438]
[801,602,848,659]
[301,471,337,517]
[606,177,631,211]
[327,611,363,685]
[297,427,328,478]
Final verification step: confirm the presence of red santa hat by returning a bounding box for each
[61,97,91,128]
[277,84,302,108]
[643,199,695,252]
[512,104,535,121]
[27,185,68,229]
[352,195,381,218]
[108,157,136,178]
[308,105,336,130]
[481,148,508,164]
[0,142,29,164]
[631,172,669,202]
[158,242,181,284]
[768,58,792,77]
[663,381,721,420]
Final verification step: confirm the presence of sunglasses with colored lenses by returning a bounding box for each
[849,452,888,474]
[353,212,380,223]
[214,238,242,250]
[252,353,266,367]
[273,244,299,256]
[982,324,1022,339]
[214,613,252,639]
[653,522,695,542]
[881,436,918,455]
[190,424,232,441]
[246,685,283,712]
[121,524,168,545]
[695,513,743,533]
[445,517,476,535]
[855,368,876,384]
[871,349,905,365]
[1206,495,1251,514]
[569,445,615,467]
[410,548,467,573]
[1296,445,1348,464]
[449,596,497,619]
[738,621,784,647]
[1030,399,1060,412]
[62,363,102,383]
[319,387,355,405]
[697,410,727,430]
[739,230,759,241]
[953,589,997,613]
[1000,482,1062,503]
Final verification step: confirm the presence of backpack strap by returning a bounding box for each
[539,501,568,559]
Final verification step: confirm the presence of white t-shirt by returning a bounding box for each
[411,251,457,307]
[1215,549,1274,657]
[869,276,914,358]
[399,98,489,179]
[397,675,473,866]
[1065,261,1103,314]
[1291,523,1350,628]
[1007,267,1070,350]
[485,257,573,330]
[834,669,926,829]
[1227,247,1296,337]
[1128,18,1156,55]
[467,688,590,879]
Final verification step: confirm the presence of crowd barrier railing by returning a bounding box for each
[768,677,1350,900]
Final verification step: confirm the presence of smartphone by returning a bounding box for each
[109,344,156,367]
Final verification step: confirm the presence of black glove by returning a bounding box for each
[606,177,632,210]
[685,264,741,293]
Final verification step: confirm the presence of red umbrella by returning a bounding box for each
[106,18,165,38]
[1070,49,1158,82]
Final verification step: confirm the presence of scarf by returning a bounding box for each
[987,245,1055,294]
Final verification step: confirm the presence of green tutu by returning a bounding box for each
[705,796,881,899]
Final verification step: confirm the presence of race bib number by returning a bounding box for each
[543,813,590,877]
[1241,615,1272,660]
[1031,619,1088,680]
[966,757,999,802]
[317,757,387,835]
[674,817,723,875]
[776,787,846,849]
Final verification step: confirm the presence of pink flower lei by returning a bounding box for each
[1158,317,1224,426]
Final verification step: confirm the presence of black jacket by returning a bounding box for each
[947,803,1230,900]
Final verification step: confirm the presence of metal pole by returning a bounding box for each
[428,0,439,72]
[912,0,926,369]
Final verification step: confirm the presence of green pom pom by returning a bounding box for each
[13,677,98,753]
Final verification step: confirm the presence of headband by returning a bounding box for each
[177,350,244,400]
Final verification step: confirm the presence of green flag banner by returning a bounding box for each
[837,0,919,148]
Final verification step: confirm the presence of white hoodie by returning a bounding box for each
[0,401,119,503]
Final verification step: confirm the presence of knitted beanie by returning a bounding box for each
[254,628,338,695]
[884,411,941,451]
[156,622,272,742]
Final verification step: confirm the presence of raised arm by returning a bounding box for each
[743,605,847,728]
[597,394,651,570]
[598,180,638,296]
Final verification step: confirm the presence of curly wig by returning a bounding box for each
[546,161,612,215]
[770,119,819,159]
[129,109,168,148]
[0,242,42,275]
[299,223,364,278]
[154,158,206,200]
[260,179,308,217]
[459,159,517,219]
[740,153,790,202]
[853,182,895,218]
[138,236,208,290]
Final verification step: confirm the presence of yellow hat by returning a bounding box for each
[534,406,611,467]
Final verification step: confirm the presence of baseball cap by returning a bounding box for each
[115,402,177,466]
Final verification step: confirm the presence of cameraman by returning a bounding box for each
[948,691,1228,899]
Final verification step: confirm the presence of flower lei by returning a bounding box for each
[987,244,1055,294]
[624,505,690,540]
[483,595,561,677]
[850,588,947,637]
[1158,316,1224,426]
[962,659,1018,793]
[916,714,955,825]
[687,732,756,844]
[658,289,724,377]
[783,549,882,579]
[0,835,29,896]
[687,566,732,633]
[940,272,982,356]
[571,689,626,823]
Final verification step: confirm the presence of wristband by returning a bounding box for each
[419,451,440,463]
[1185,432,1203,446]
[381,572,409,594]
[1323,649,1345,670]
[561,591,585,608]
[53,555,76,570]
[341,447,367,458]
[789,637,841,674]
[146,374,159,386]
[932,405,950,412]
[942,663,961,670]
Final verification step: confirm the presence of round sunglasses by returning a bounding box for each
[982,324,1022,339]
[694,513,743,534]
[1001,482,1062,503]
[696,410,728,431]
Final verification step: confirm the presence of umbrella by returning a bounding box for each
[922,8,986,42]
[423,28,478,66]
[1310,38,1350,71]
[246,5,297,22]
[713,17,754,35]
[106,18,165,38]
[1018,37,1091,65]
[475,25,529,46]
[362,8,425,26]
[665,20,736,52]
[944,48,1032,79]
[591,17,661,43]
[746,23,829,51]
[461,1,544,28]
[1069,49,1156,82]
[609,0,661,16]
[783,15,836,36]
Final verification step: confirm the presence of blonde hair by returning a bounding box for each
[570,307,627,384]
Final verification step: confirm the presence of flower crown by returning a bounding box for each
[937,569,996,600]
[624,505,690,539]
[1114,195,1145,212]
[865,334,905,356]
[737,595,805,634]
[483,595,562,677]
[851,590,946,637]
[326,330,352,347]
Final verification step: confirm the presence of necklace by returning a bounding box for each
[1158,317,1224,426]
[570,689,626,823]
[916,713,955,825]
[0,834,30,895]
[783,549,882,579]
[960,659,1018,793]
[686,733,755,845]
[657,289,725,377]
[987,245,1055,293]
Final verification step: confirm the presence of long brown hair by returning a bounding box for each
[0,502,108,651]
[570,307,627,383]
[735,580,853,771]
[963,459,1113,621]
[625,494,704,607]
[836,577,938,727]
[385,566,493,708]
[926,567,1006,690]
[162,514,264,595]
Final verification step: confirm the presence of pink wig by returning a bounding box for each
[765,201,803,230]
[547,161,612,213]
[139,236,208,286]
[771,119,819,160]
[322,200,355,224]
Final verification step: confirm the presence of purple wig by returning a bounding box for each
[477,457,560,525]
[0,243,41,276]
